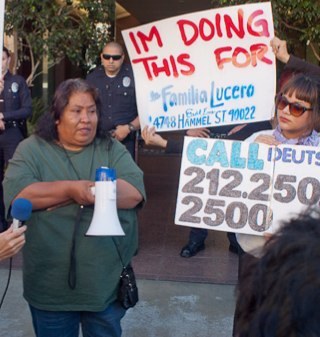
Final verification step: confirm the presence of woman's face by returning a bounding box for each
[277,91,312,139]
[56,91,98,151]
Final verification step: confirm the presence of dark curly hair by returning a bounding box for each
[35,78,110,142]
[234,209,320,337]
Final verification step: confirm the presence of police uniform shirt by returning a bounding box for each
[1,71,32,136]
[86,63,138,131]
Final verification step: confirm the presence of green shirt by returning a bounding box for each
[3,135,146,311]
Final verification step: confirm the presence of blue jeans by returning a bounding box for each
[29,301,126,337]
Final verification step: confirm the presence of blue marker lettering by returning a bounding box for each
[206,140,229,167]
[230,142,246,169]
[247,143,264,170]
[187,139,208,165]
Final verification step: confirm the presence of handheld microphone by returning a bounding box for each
[10,198,33,230]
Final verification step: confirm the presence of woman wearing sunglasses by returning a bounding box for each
[236,72,320,256]
[246,73,320,146]
[232,73,320,337]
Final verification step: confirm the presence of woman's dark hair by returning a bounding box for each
[274,73,320,131]
[235,209,320,337]
[35,78,109,141]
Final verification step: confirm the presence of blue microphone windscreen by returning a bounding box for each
[11,198,33,221]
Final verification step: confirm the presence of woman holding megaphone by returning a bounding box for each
[3,78,146,337]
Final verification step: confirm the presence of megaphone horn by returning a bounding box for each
[86,167,125,236]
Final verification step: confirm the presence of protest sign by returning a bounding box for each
[122,2,276,132]
[175,137,320,235]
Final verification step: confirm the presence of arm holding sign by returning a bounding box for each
[271,37,320,77]
[142,125,251,154]
[141,126,211,153]
[270,37,290,64]
[141,126,183,153]
[186,128,210,138]
[141,126,168,149]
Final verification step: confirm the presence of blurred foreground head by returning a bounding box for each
[235,209,320,337]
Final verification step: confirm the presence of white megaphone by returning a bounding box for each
[86,167,125,236]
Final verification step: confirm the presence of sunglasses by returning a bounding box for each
[102,54,122,61]
[277,94,312,117]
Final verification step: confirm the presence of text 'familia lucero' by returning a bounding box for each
[128,8,272,80]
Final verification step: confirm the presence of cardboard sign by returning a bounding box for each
[122,2,276,132]
[175,137,320,235]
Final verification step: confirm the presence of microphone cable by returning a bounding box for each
[0,257,13,310]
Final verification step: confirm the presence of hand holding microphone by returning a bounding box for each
[0,198,32,260]
[0,225,27,261]
[11,198,33,230]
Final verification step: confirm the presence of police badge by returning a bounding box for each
[122,76,131,87]
[11,82,19,93]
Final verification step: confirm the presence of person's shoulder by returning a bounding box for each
[18,134,41,147]
[121,63,134,75]
[251,129,273,137]
[104,137,126,151]
[86,66,104,79]
[95,136,119,149]
[95,137,128,159]
[5,72,27,84]
[239,121,272,138]
[287,55,320,77]
[12,136,55,164]
[245,129,273,142]
[13,134,37,153]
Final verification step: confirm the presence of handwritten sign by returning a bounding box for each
[175,137,320,235]
[122,2,276,132]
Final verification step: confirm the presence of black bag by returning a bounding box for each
[117,264,139,309]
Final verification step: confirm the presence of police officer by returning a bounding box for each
[0,47,32,232]
[86,41,139,159]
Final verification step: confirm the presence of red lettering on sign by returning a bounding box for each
[177,8,270,46]
[224,9,245,38]
[247,10,270,37]
[214,43,272,69]
[132,54,195,80]
[129,26,163,54]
